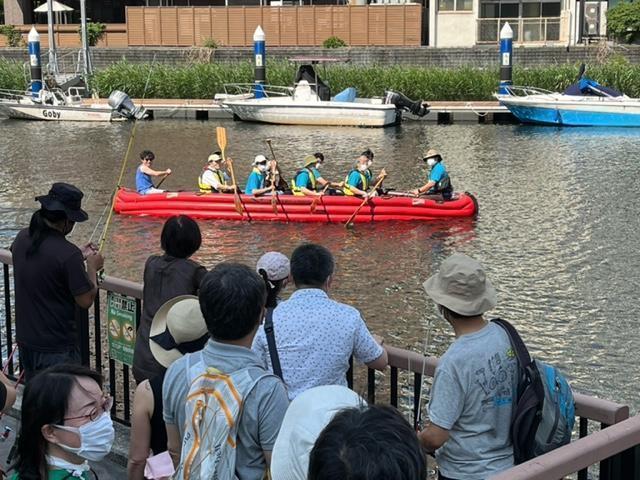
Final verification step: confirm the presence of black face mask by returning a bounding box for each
[150,329,209,355]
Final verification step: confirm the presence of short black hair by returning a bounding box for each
[199,263,266,341]
[314,152,324,162]
[160,215,202,259]
[361,148,374,160]
[140,150,155,161]
[309,404,427,480]
[290,244,334,288]
[440,304,476,321]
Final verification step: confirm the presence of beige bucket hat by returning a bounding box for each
[423,253,497,316]
[423,149,441,160]
[149,295,209,368]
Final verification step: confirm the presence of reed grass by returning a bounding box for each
[3,58,640,100]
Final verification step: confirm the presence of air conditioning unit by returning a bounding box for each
[584,2,600,37]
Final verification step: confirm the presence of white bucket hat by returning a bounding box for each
[270,386,365,480]
[253,154,268,165]
[256,252,290,282]
[149,295,209,368]
[423,253,497,316]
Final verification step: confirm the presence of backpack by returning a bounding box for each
[492,319,575,464]
[174,352,268,480]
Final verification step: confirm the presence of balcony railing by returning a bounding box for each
[0,247,638,478]
[477,17,561,44]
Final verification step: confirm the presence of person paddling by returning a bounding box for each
[410,149,453,200]
[198,152,236,193]
[291,154,341,197]
[245,154,274,196]
[343,152,386,198]
[136,150,171,195]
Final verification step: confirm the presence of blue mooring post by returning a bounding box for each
[498,22,513,95]
[253,26,266,99]
[28,26,43,99]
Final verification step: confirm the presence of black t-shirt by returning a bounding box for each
[11,228,93,352]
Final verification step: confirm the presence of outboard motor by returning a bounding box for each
[384,90,429,117]
[108,90,148,120]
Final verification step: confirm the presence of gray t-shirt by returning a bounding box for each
[163,339,289,480]
[428,322,518,480]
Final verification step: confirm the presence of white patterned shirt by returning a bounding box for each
[252,288,384,400]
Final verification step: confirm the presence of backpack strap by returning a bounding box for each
[264,308,283,380]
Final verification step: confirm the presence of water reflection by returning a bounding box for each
[0,118,639,413]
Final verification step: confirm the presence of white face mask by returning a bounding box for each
[367,160,373,168]
[54,412,115,461]
[427,158,437,168]
[257,164,268,173]
[358,163,368,172]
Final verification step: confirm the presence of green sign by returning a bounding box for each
[107,291,137,367]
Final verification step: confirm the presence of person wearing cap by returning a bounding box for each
[270,385,364,480]
[128,296,209,480]
[343,151,386,198]
[245,154,274,196]
[11,183,104,381]
[410,149,453,200]
[256,252,290,311]
[252,243,387,400]
[198,151,235,193]
[418,253,518,480]
[136,150,172,195]
[291,154,343,197]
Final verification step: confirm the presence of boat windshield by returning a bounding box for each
[294,64,331,101]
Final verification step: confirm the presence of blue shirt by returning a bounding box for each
[310,167,324,181]
[136,166,154,194]
[295,169,313,189]
[429,162,448,183]
[347,170,370,190]
[245,169,266,194]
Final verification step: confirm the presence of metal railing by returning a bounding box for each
[0,247,638,478]
[477,17,561,44]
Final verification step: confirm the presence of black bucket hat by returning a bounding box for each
[35,183,89,223]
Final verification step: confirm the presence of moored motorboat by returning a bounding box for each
[114,188,478,223]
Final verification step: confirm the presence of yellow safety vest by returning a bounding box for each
[290,167,317,196]
[343,169,369,196]
[198,168,226,193]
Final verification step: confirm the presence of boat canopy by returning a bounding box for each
[563,77,623,98]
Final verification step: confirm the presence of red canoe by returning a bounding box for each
[114,188,478,223]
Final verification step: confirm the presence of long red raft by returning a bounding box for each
[114,188,478,223]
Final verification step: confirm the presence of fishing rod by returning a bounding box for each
[414,316,434,431]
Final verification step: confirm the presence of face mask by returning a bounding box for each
[55,412,115,461]
[257,164,268,173]
[46,455,90,477]
[367,160,373,168]
[427,158,437,168]
[358,163,368,172]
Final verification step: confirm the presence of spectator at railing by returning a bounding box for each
[418,253,518,480]
[256,251,290,311]
[133,215,206,384]
[10,364,114,480]
[11,183,104,382]
[163,263,289,479]
[252,243,387,400]
[308,404,427,480]
[270,385,364,480]
[128,295,209,480]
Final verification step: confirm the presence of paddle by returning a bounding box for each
[216,126,244,216]
[156,172,170,189]
[311,184,330,213]
[344,174,387,229]
[268,155,278,215]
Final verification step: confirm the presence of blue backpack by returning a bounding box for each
[492,319,575,464]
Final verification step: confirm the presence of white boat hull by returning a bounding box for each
[0,101,115,122]
[222,98,400,127]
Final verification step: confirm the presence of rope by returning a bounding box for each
[464,102,489,117]
[96,56,156,253]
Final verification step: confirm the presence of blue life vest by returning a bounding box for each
[136,166,154,194]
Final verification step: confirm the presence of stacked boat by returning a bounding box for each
[114,189,478,223]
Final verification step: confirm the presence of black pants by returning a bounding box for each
[19,345,81,383]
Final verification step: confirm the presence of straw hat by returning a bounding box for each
[423,149,441,161]
[256,252,290,282]
[304,155,318,167]
[149,295,209,368]
[423,253,497,316]
[270,386,365,480]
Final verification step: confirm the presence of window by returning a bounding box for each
[439,0,472,11]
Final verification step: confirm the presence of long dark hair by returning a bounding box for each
[27,209,68,256]
[257,269,286,309]
[13,364,103,480]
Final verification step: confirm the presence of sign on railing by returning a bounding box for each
[107,291,137,367]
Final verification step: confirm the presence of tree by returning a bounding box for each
[607,1,640,43]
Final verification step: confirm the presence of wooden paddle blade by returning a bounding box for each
[271,195,278,215]
[310,198,319,214]
[234,195,243,215]
[216,126,227,152]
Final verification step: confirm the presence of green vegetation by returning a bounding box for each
[323,36,347,48]
[3,58,640,100]
[80,22,106,46]
[0,59,27,91]
[607,1,640,43]
[202,38,219,49]
[0,25,24,47]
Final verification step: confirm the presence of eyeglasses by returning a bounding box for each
[63,395,113,422]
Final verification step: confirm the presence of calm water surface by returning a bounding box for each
[0,118,639,413]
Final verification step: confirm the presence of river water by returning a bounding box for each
[0,118,638,414]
